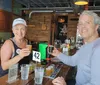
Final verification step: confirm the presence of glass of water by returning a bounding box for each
[34,67,44,85]
[20,64,30,80]
[8,63,18,83]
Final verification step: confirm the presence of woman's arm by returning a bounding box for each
[1,40,30,70]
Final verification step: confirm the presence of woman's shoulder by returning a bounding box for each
[4,39,13,44]
[1,39,13,48]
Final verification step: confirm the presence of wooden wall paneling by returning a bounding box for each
[26,13,53,44]
[0,10,12,32]
[0,10,6,31]
[5,12,12,32]
[67,13,79,38]
[51,13,57,45]
[51,23,56,45]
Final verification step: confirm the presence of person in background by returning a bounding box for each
[52,10,100,85]
[0,18,31,77]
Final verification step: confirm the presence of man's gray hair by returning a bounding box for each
[81,10,100,25]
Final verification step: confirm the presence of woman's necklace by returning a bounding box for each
[13,38,26,48]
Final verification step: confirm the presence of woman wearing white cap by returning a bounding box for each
[0,18,31,77]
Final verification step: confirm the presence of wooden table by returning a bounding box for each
[0,63,70,85]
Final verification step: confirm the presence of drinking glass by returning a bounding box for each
[34,67,44,85]
[45,67,52,76]
[20,64,30,80]
[8,63,18,83]
[47,45,54,54]
[26,45,32,51]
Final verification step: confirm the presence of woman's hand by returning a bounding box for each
[51,47,61,57]
[52,77,67,85]
[19,48,31,58]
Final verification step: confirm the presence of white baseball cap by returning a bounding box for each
[12,18,27,27]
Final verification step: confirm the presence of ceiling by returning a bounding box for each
[15,0,100,13]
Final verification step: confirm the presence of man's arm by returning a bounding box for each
[83,46,100,85]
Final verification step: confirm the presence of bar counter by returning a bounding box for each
[0,63,70,85]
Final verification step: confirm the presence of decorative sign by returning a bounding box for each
[32,51,41,62]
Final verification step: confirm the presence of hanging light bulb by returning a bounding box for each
[58,18,65,23]
[75,0,88,5]
[58,16,65,23]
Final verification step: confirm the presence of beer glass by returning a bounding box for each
[47,45,54,54]
[26,45,32,51]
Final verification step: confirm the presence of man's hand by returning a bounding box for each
[52,77,67,85]
[51,47,61,57]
